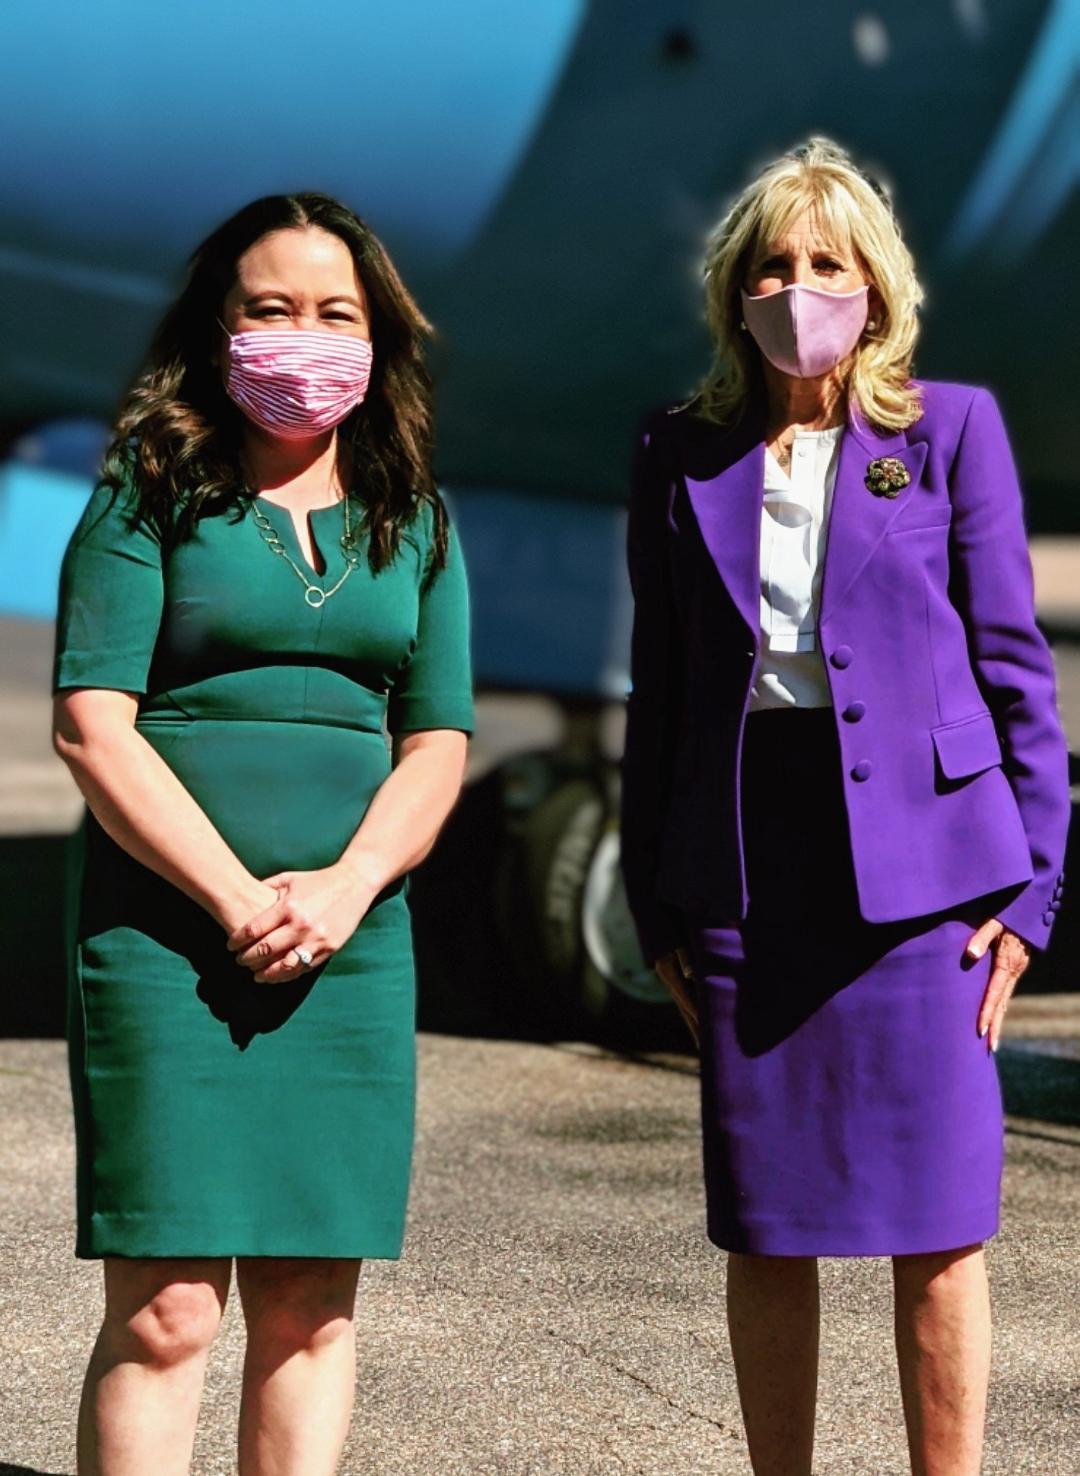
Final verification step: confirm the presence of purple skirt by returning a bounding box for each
[681,706,1006,1258]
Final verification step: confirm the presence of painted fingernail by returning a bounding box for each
[978,1023,988,1038]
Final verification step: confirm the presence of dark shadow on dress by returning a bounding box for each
[76,814,319,1050]
[725,896,991,1058]
[686,706,1020,1058]
[193,948,323,1050]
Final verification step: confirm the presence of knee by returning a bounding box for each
[240,1262,359,1360]
[110,1281,224,1369]
[893,1242,985,1294]
[247,1301,355,1359]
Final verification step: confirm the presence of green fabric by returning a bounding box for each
[54,475,474,1258]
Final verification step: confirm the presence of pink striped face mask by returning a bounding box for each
[218,320,374,439]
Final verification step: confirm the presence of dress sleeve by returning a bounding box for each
[52,474,165,696]
[386,499,475,737]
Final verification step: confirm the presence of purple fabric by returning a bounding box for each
[740,283,869,378]
[684,706,1005,1256]
[619,379,1071,966]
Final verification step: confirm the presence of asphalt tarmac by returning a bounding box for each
[1,1013,1078,1476]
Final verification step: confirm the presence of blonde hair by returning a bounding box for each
[694,136,925,432]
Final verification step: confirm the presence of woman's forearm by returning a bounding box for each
[55,724,264,929]
[334,736,466,894]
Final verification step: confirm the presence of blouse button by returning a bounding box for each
[831,645,854,669]
[851,759,873,782]
[842,701,866,723]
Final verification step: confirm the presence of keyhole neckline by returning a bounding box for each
[252,492,348,578]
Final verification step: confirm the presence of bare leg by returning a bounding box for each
[725,1252,819,1476]
[235,1257,363,1476]
[892,1243,990,1476]
[76,1257,232,1475]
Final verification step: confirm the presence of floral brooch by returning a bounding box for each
[865,456,910,498]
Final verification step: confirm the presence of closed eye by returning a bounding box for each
[251,308,359,323]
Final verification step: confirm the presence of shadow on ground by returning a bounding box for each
[997,1044,1080,1128]
[0,1463,70,1475]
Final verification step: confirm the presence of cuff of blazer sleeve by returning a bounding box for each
[990,880,1062,953]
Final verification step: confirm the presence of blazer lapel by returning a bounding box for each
[682,406,767,638]
[679,396,929,641]
[817,399,929,633]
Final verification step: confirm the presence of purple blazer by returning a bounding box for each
[619,379,1071,964]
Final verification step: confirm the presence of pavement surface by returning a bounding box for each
[1,1016,1079,1476]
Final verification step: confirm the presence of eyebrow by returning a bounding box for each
[244,291,365,308]
[758,244,847,257]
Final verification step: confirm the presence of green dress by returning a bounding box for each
[52,472,474,1259]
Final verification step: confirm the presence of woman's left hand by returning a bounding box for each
[966,918,1031,1052]
[225,865,375,982]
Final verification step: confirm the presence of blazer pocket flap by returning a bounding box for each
[931,711,1003,779]
[888,506,953,533]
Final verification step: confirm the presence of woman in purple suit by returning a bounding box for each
[619,136,1070,1475]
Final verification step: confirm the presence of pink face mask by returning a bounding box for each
[740,283,869,379]
[219,321,374,439]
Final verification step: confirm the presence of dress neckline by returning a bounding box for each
[254,493,345,515]
[251,494,347,578]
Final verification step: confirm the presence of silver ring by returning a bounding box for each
[294,946,313,967]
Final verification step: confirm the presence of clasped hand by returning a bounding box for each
[225,865,374,983]
[657,917,1031,1054]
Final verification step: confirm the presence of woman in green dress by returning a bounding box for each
[51,191,474,1475]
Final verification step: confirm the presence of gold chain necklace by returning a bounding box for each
[773,431,795,470]
[247,485,361,609]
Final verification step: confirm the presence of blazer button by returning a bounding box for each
[842,701,866,722]
[1043,909,1055,926]
[851,759,873,781]
[831,645,854,669]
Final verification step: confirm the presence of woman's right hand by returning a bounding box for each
[214,879,282,939]
[656,947,700,1047]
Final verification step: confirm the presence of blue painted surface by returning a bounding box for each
[942,0,1080,263]
[2,0,584,263]
[0,465,92,621]
[447,486,631,696]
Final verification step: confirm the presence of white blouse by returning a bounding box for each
[748,424,845,711]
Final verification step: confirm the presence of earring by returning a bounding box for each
[739,319,748,330]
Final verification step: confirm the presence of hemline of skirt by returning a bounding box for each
[75,1214,406,1261]
[705,1202,1001,1259]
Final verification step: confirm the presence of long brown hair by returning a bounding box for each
[101,191,448,580]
